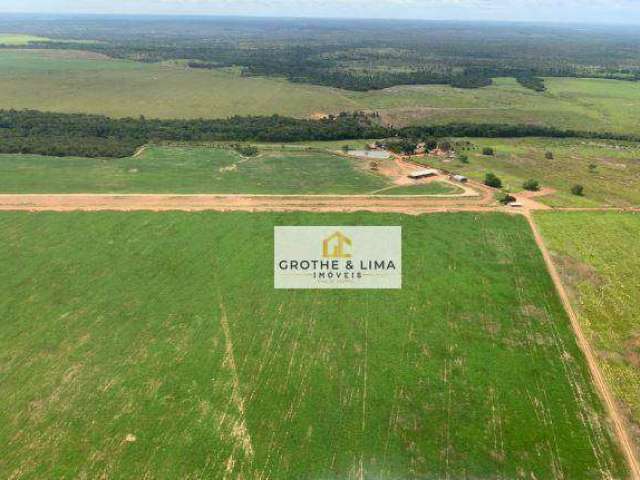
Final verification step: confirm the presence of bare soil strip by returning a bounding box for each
[525,213,640,480]
[217,300,262,479]
[132,145,147,158]
[0,193,494,213]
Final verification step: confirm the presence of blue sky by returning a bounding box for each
[2,0,640,24]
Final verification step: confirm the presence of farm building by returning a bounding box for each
[408,168,439,179]
[415,142,427,154]
[451,174,468,183]
[429,148,455,157]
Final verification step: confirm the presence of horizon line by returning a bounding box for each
[0,11,639,28]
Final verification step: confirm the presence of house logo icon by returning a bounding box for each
[322,231,352,258]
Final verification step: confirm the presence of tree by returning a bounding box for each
[387,138,418,155]
[522,179,540,191]
[484,172,503,188]
[401,142,418,155]
[438,141,451,152]
[234,144,259,156]
[545,151,554,160]
[571,184,585,196]
[498,193,517,205]
[516,75,546,92]
[482,147,495,156]
[424,138,438,151]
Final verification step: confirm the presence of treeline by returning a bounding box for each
[1,109,639,158]
[0,110,390,157]
[187,61,220,70]
[241,64,493,91]
[398,123,639,140]
[258,68,492,91]
[0,136,140,158]
[515,76,546,92]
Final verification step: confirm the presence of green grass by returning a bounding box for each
[0,211,627,478]
[377,77,640,133]
[536,211,640,454]
[376,181,464,195]
[1,50,640,133]
[423,137,640,207]
[0,34,53,46]
[0,35,95,46]
[0,145,388,194]
[3,138,636,202]
[0,50,357,119]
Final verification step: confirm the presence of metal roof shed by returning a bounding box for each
[408,169,439,179]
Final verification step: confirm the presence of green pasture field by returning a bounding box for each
[423,137,640,207]
[0,34,53,45]
[0,211,627,479]
[377,77,640,133]
[0,145,390,194]
[0,50,356,119]
[0,144,471,196]
[536,211,640,452]
[1,50,640,133]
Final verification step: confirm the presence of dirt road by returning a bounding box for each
[0,193,496,213]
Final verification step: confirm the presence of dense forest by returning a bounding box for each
[2,15,640,92]
[1,109,638,158]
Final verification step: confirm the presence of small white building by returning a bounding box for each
[408,168,439,179]
[451,174,468,183]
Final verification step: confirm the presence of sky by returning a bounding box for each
[2,0,640,24]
